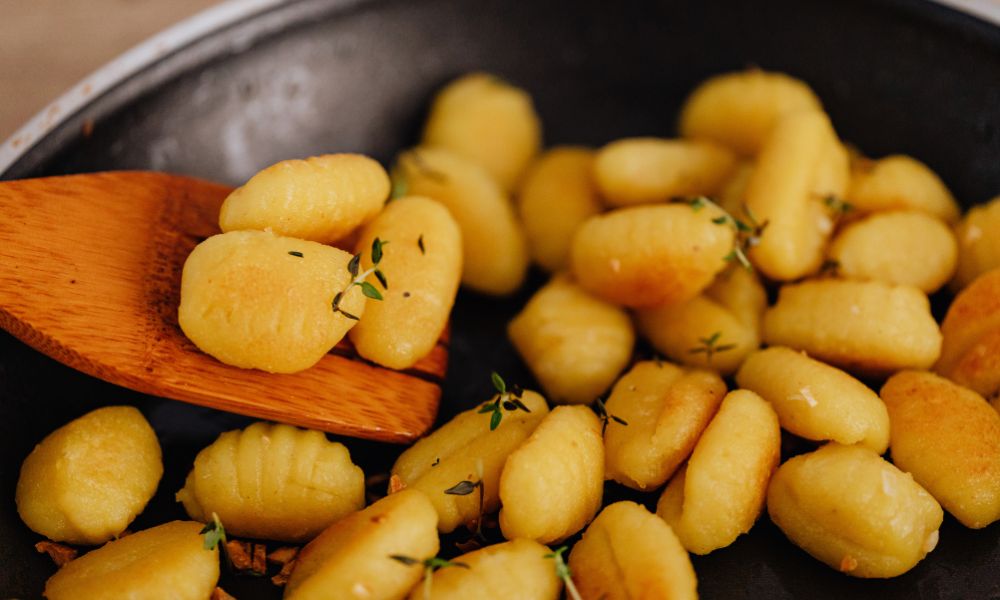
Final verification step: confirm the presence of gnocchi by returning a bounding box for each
[936,268,1000,398]
[952,195,1000,291]
[847,155,960,224]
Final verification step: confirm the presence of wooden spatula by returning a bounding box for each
[0,172,445,443]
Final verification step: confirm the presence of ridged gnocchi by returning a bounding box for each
[394,147,529,295]
[847,155,960,224]
[508,275,634,405]
[604,361,726,490]
[767,443,943,578]
[499,406,604,544]
[412,538,560,600]
[881,371,1000,529]
[44,521,219,600]
[285,489,439,600]
[178,230,366,373]
[736,347,890,452]
[568,501,698,600]
[593,137,735,206]
[570,203,735,308]
[390,390,549,533]
[176,422,364,543]
[936,268,1000,398]
[517,146,603,272]
[16,406,161,545]
[219,153,390,244]
[348,196,462,369]
[952,195,1000,291]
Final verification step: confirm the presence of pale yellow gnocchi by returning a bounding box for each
[394,147,529,295]
[679,68,823,156]
[176,421,365,543]
[936,268,1000,398]
[285,489,439,600]
[703,263,768,335]
[828,210,957,293]
[508,275,634,405]
[348,196,462,369]
[593,137,735,206]
[219,153,390,244]
[847,154,960,224]
[517,146,603,272]
[656,389,780,554]
[952,195,1000,291]
[736,347,890,452]
[767,443,943,578]
[44,521,219,600]
[570,203,735,308]
[422,72,541,191]
[568,501,698,600]
[16,406,161,545]
[604,361,726,490]
[390,390,549,533]
[178,230,366,373]
[499,406,604,544]
[411,538,561,600]
[881,371,1000,529]
[763,279,942,377]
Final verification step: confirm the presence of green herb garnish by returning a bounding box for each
[390,554,469,600]
[592,397,628,436]
[477,372,530,430]
[332,237,389,319]
[544,546,583,600]
[287,251,304,258]
[200,512,226,551]
[688,331,737,365]
[418,234,426,255]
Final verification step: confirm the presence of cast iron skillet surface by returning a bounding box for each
[3,0,1000,597]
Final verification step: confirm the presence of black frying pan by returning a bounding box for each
[2,0,1000,598]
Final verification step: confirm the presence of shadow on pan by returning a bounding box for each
[1,0,999,598]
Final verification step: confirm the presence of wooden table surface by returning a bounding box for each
[0,0,223,141]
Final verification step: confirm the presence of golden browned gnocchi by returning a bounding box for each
[593,137,735,206]
[744,109,847,280]
[16,406,161,545]
[178,230,366,373]
[703,264,768,335]
[568,501,698,600]
[508,275,634,405]
[286,489,439,600]
[348,196,462,369]
[604,361,726,490]
[499,406,603,544]
[570,203,735,308]
[656,389,780,554]
[517,146,603,272]
[44,521,219,600]
[219,153,390,243]
[422,72,541,191]
[411,538,560,600]
[736,347,890,452]
[767,443,943,578]
[847,155,960,224]
[828,210,957,293]
[390,389,549,533]
[763,279,942,376]
[394,147,529,295]
[936,268,1000,398]
[952,195,1000,291]
[880,371,1000,529]
[176,421,364,543]
[679,69,822,156]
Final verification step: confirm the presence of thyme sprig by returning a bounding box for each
[444,459,488,542]
[714,204,768,270]
[477,372,530,431]
[331,237,389,320]
[544,546,582,600]
[592,397,628,436]
[688,331,737,365]
[200,512,227,551]
[390,554,469,600]
[823,194,854,219]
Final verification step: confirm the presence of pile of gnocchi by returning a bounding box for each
[16,68,1000,599]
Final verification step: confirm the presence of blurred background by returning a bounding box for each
[0,0,221,140]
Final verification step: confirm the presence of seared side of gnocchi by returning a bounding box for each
[286,489,439,600]
[508,276,634,405]
[412,538,560,600]
[16,406,161,545]
[936,268,1000,398]
[391,390,549,533]
[44,521,218,600]
[348,196,462,369]
[656,389,780,554]
[952,195,1000,291]
[736,347,890,452]
[847,155,960,224]
[568,501,698,600]
[763,279,942,377]
[178,230,366,373]
[499,406,604,544]
[219,153,390,244]
[176,422,364,543]
[767,443,943,578]
[881,371,1000,529]
[604,361,726,490]
[395,147,529,295]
